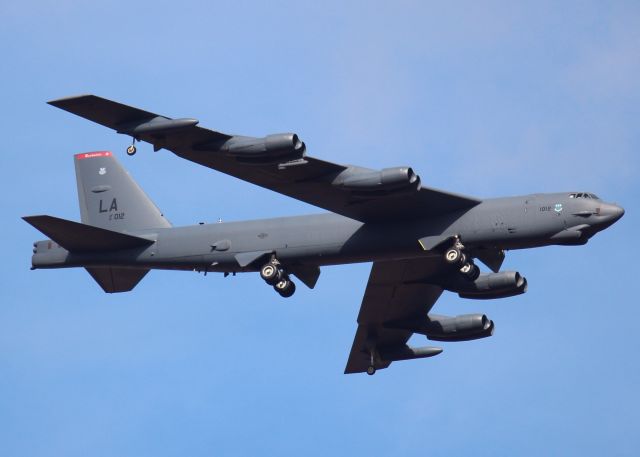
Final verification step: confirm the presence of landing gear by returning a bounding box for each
[274,277,296,298]
[260,258,296,297]
[444,247,462,264]
[460,261,480,281]
[444,237,467,266]
[367,347,377,375]
[260,262,281,285]
[126,139,137,156]
[444,236,480,281]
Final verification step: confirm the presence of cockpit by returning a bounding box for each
[569,192,600,200]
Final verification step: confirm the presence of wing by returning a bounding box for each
[344,257,444,374]
[49,95,481,223]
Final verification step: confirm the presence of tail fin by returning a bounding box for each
[86,267,149,293]
[74,151,171,231]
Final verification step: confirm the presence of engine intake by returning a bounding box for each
[332,166,421,195]
[223,133,306,164]
[445,271,528,300]
[423,313,494,342]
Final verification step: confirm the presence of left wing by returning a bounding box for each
[49,95,481,223]
[344,258,444,374]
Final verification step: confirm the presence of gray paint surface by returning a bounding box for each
[23,96,625,374]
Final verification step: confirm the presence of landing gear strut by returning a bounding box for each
[367,346,377,375]
[260,258,296,298]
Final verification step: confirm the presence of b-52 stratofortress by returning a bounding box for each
[24,95,624,375]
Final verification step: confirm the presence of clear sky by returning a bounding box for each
[1,1,639,456]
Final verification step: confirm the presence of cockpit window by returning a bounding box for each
[569,192,599,199]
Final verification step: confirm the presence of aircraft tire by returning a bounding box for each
[445,247,461,264]
[126,144,137,156]
[459,253,467,265]
[275,278,295,298]
[260,263,281,285]
[366,365,376,376]
[461,262,480,281]
[469,264,480,281]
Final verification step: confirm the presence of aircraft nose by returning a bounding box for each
[600,203,625,224]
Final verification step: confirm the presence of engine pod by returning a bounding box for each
[443,271,528,300]
[423,313,494,342]
[332,166,421,195]
[223,133,306,164]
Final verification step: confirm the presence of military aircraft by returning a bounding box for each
[24,95,624,375]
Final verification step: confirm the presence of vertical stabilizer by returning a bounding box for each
[74,151,171,231]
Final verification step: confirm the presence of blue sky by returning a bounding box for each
[1,1,639,455]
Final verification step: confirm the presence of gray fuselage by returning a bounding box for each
[31,192,624,273]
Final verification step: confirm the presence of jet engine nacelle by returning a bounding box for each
[445,271,528,300]
[332,166,421,194]
[224,133,306,164]
[424,313,494,342]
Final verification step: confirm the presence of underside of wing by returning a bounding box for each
[49,95,481,222]
[344,258,445,374]
[48,94,232,150]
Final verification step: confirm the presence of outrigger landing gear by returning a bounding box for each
[126,138,137,156]
[366,346,377,375]
[260,258,296,298]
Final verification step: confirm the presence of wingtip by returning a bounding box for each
[47,94,95,106]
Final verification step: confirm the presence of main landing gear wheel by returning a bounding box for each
[460,262,480,281]
[366,365,376,376]
[445,247,462,265]
[260,262,281,285]
[444,237,467,267]
[274,277,296,298]
[126,144,137,156]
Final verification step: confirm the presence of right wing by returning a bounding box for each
[344,257,444,374]
[49,95,481,223]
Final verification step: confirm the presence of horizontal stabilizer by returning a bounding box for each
[22,215,154,252]
[86,267,149,293]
